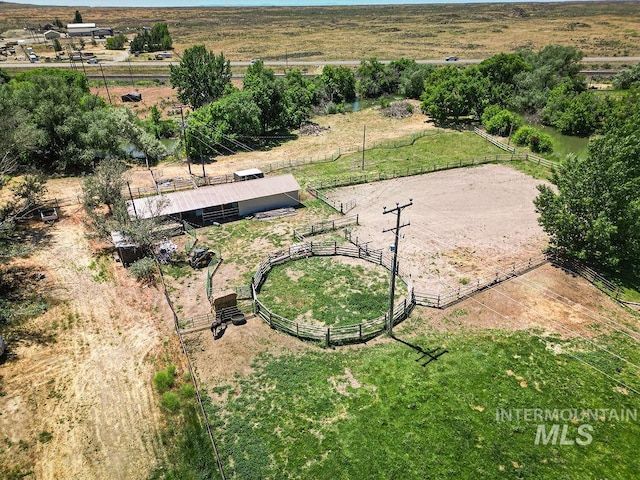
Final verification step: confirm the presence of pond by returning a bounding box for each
[533,124,591,160]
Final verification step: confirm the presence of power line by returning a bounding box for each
[383,199,412,334]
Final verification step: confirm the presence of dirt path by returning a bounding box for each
[0,208,174,478]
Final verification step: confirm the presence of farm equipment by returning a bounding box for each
[189,247,215,269]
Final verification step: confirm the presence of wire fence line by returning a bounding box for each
[473,127,559,169]
[262,128,442,174]
[293,215,360,241]
[251,240,414,346]
[155,261,227,480]
[414,255,549,309]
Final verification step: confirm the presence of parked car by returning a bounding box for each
[445,55,458,62]
[87,58,99,64]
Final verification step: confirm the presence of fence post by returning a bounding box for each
[296,323,299,336]
[326,328,330,347]
[359,324,362,341]
[437,295,440,308]
[356,214,359,225]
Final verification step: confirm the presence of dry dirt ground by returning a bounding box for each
[179,167,638,392]
[326,164,548,293]
[0,208,178,478]
[2,95,639,480]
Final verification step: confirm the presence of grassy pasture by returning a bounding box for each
[209,328,640,479]
[2,2,640,61]
[257,256,407,328]
[280,130,508,184]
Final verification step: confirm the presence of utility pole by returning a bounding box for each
[127,55,135,89]
[383,199,412,335]
[361,125,366,170]
[176,105,192,175]
[99,62,112,104]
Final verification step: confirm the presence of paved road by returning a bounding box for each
[1,56,638,70]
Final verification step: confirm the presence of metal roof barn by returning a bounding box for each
[127,174,300,225]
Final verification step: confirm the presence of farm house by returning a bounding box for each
[127,174,300,226]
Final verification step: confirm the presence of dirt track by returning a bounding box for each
[0,209,175,478]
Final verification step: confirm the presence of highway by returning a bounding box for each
[0,57,633,82]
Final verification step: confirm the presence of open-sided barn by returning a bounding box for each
[127,174,300,226]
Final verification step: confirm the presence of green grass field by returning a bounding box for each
[257,256,407,328]
[208,328,640,479]
[282,131,506,184]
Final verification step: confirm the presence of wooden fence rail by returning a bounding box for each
[473,127,558,169]
[293,215,360,241]
[414,255,548,309]
[251,240,414,345]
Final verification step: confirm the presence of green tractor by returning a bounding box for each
[189,247,215,269]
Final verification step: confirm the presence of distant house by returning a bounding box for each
[67,23,113,38]
[127,174,300,226]
[44,30,61,41]
[121,91,142,102]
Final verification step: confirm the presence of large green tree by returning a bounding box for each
[129,23,172,53]
[534,92,640,273]
[243,60,284,132]
[315,65,356,104]
[420,66,490,124]
[186,89,262,158]
[169,45,232,109]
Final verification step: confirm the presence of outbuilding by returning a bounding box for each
[67,23,113,37]
[44,30,61,41]
[111,231,146,266]
[233,168,265,182]
[127,174,300,226]
[121,91,142,102]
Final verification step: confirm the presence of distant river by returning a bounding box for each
[10,0,580,7]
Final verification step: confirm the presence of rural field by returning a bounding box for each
[1,1,640,62]
[1,2,640,480]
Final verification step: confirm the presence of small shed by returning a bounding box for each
[121,91,142,102]
[44,30,61,41]
[111,231,145,266]
[234,168,265,182]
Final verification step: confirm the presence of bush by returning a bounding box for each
[511,125,536,147]
[160,392,180,412]
[512,126,553,153]
[154,367,176,393]
[529,132,554,153]
[129,257,156,282]
[180,384,195,398]
[324,101,344,115]
[480,104,502,126]
[485,110,521,137]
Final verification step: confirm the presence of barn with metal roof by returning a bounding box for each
[127,174,300,226]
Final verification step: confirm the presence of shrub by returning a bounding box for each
[485,110,521,137]
[529,132,554,153]
[511,125,536,147]
[154,367,176,393]
[480,104,502,126]
[160,392,180,412]
[180,384,195,398]
[129,257,156,282]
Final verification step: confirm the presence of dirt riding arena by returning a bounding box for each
[325,163,548,294]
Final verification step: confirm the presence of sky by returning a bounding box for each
[4,0,574,7]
